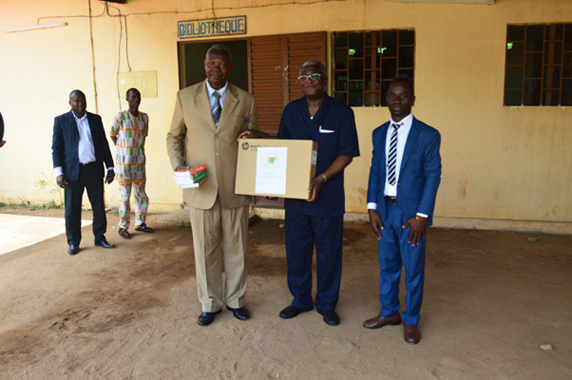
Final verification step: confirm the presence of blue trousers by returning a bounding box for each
[285,211,343,311]
[377,200,426,326]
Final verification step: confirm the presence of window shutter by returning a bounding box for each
[250,32,326,134]
[250,35,285,132]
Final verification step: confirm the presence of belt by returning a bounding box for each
[80,161,96,167]
[384,196,397,204]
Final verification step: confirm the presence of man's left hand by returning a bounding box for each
[306,175,325,202]
[402,216,427,246]
[105,169,115,184]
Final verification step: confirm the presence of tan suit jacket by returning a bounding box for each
[167,80,259,210]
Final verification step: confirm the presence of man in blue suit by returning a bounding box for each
[52,90,115,255]
[238,60,360,326]
[364,78,441,344]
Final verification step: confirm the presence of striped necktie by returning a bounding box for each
[211,91,221,127]
[387,123,402,186]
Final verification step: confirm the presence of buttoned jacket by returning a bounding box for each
[367,117,441,226]
[167,80,259,210]
[51,111,114,182]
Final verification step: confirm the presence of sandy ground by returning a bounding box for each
[0,207,571,380]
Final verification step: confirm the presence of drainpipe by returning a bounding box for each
[88,0,99,113]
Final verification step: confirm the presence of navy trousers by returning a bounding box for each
[285,211,344,311]
[377,199,426,326]
[64,162,107,246]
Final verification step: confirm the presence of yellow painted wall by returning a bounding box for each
[1,0,571,229]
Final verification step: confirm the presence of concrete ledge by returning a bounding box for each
[432,216,572,235]
[252,208,572,235]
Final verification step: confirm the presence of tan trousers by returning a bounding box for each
[189,196,249,312]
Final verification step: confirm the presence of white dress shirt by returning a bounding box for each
[367,113,428,218]
[73,112,97,165]
[206,80,228,113]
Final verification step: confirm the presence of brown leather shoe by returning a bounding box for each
[404,324,421,344]
[363,313,402,329]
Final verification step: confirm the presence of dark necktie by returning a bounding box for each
[387,123,402,186]
[211,91,221,127]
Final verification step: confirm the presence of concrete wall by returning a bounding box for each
[1,0,570,233]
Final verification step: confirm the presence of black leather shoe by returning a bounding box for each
[68,245,79,255]
[317,310,340,326]
[198,310,222,326]
[95,238,114,248]
[226,306,250,320]
[279,305,312,319]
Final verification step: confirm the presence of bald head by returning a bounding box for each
[69,90,87,118]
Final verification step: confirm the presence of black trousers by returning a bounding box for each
[64,163,106,245]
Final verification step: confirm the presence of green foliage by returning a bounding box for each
[0,198,61,211]
[177,221,191,228]
[29,200,61,210]
[35,174,64,206]
[0,199,25,209]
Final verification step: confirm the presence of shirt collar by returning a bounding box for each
[390,113,413,130]
[206,79,228,98]
[71,111,87,122]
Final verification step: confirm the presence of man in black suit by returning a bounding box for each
[0,112,5,147]
[52,90,115,255]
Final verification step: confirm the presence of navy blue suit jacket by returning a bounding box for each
[367,117,441,226]
[51,111,113,182]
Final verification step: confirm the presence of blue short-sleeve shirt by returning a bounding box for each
[278,94,360,217]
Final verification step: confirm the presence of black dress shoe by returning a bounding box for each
[198,310,222,326]
[317,310,340,326]
[68,245,80,255]
[95,238,114,248]
[226,306,250,320]
[279,305,312,319]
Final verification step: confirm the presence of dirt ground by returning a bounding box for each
[0,207,571,380]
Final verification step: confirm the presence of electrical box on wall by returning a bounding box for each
[105,0,127,4]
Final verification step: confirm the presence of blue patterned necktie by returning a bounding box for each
[211,91,221,127]
[387,123,402,186]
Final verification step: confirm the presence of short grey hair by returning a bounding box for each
[206,44,233,62]
[300,60,327,77]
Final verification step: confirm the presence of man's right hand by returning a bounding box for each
[56,175,68,189]
[368,209,384,240]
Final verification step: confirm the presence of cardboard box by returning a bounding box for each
[235,139,318,200]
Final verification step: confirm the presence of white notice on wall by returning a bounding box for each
[255,147,288,194]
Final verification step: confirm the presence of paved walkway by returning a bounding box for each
[0,214,91,256]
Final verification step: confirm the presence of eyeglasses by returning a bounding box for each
[297,73,322,83]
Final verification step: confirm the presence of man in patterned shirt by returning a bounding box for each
[110,88,153,238]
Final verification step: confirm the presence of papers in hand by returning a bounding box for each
[174,164,208,188]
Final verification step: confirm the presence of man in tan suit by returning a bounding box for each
[167,45,259,326]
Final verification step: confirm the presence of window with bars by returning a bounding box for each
[505,23,572,106]
[332,30,415,107]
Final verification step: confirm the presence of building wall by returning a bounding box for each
[1,0,570,232]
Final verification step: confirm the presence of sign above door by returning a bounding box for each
[178,16,247,39]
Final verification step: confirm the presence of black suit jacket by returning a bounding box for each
[51,111,113,181]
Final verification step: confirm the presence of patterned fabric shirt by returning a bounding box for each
[110,111,149,180]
